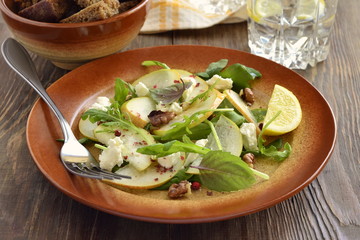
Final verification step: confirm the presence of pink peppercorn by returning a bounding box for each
[191,181,201,190]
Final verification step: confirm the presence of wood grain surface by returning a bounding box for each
[0,1,359,239]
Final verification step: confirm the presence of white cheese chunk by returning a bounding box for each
[156,101,183,114]
[240,123,259,151]
[157,152,181,169]
[90,96,111,111]
[99,137,124,171]
[184,139,208,166]
[206,74,233,91]
[182,76,197,102]
[168,102,183,114]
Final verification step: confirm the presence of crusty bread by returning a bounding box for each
[18,0,71,22]
[75,0,102,8]
[60,0,120,23]
[119,0,139,13]
[14,0,41,11]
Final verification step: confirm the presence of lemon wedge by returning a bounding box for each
[296,0,326,20]
[249,0,282,22]
[249,0,325,22]
[263,85,302,136]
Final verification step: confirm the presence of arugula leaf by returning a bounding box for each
[151,168,193,190]
[267,138,283,150]
[196,59,228,79]
[196,151,256,191]
[142,60,170,69]
[257,111,292,161]
[149,80,192,104]
[188,82,216,104]
[137,140,210,157]
[182,135,193,144]
[81,109,154,144]
[114,78,128,106]
[220,63,262,91]
[82,108,121,123]
[114,78,136,106]
[260,142,292,161]
[205,120,222,151]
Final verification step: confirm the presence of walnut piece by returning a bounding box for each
[242,153,255,168]
[242,88,255,106]
[168,181,191,199]
[148,110,176,127]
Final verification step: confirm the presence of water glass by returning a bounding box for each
[247,0,338,69]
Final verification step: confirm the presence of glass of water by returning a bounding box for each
[247,0,338,69]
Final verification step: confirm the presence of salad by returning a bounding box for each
[78,59,302,199]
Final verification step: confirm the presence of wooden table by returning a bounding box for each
[1,1,359,239]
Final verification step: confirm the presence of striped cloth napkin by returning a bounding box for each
[140,0,247,33]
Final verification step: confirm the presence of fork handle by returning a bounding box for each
[1,38,76,142]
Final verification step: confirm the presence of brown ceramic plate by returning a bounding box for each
[26,45,336,223]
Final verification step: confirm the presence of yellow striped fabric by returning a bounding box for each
[141,0,247,33]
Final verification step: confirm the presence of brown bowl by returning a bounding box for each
[0,0,150,70]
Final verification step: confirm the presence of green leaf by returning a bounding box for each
[182,135,193,144]
[260,142,292,161]
[81,109,154,144]
[137,140,210,158]
[251,109,267,122]
[82,109,120,123]
[220,63,261,91]
[211,109,246,127]
[196,59,228,79]
[257,111,292,161]
[267,138,283,150]
[149,81,192,104]
[162,122,211,141]
[247,67,262,78]
[196,151,256,191]
[151,168,192,190]
[141,60,170,69]
[114,78,136,105]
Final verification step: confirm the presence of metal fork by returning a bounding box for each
[1,38,130,181]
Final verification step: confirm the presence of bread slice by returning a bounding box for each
[61,0,120,23]
[75,0,102,8]
[18,0,71,22]
[119,0,139,13]
[14,0,41,11]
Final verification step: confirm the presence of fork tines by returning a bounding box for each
[66,162,131,180]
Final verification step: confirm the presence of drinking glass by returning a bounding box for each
[247,0,338,69]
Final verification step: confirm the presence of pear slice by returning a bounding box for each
[121,97,156,128]
[78,117,98,141]
[153,89,225,136]
[132,69,181,89]
[186,158,201,175]
[206,115,243,156]
[94,125,156,171]
[185,116,244,174]
[223,89,260,133]
[104,155,185,189]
